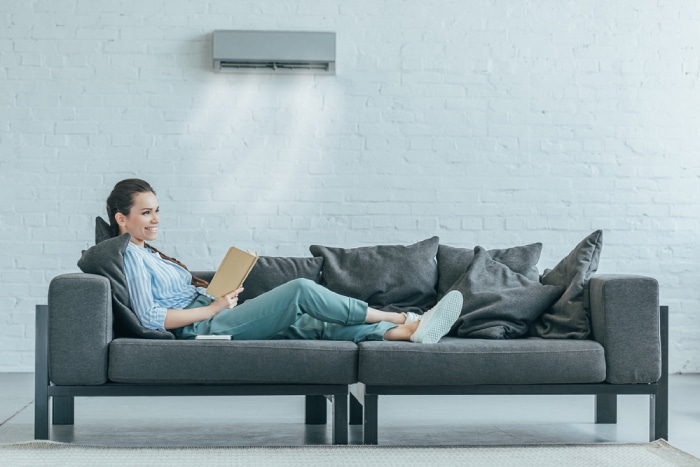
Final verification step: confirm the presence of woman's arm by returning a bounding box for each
[123,247,169,330]
[163,288,242,329]
[124,245,243,331]
[163,307,216,329]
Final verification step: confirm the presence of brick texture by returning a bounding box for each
[1,1,698,372]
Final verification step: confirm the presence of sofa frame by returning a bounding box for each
[349,305,669,444]
[34,304,350,444]
[34,268,668,446]
[35,305,668,445]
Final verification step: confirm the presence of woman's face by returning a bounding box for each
[116,191,159,247]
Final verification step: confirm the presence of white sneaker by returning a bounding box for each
[403,311,422,324]
[409,291,463,344]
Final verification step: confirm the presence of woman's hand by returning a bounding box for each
[210,287,244,315]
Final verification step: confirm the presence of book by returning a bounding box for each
[205,246,258,298]
[195,335,232,340]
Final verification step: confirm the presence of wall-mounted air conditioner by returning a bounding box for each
[212,30,336,74]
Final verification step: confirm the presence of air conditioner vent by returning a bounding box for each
[213,31,336,75]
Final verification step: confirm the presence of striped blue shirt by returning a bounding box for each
[123,242,205,331]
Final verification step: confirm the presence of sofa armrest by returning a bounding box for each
[48,273,113,385]
[588,274,661,384]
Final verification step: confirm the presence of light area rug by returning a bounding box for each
[0,440,698,466]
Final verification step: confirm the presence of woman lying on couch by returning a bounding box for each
[105,178,462,344]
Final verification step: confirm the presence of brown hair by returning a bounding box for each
[105,179,156,238]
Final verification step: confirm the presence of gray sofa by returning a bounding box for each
[35,231,668,445]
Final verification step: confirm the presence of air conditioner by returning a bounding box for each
[212,30,336,74]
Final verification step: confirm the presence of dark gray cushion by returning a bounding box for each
[77,233,174,340]
[532,230,603,339]
[358,337,606,385]
[449,247,565,339]
[109,339,358,384]
[310,237,439,311]
[238,256,324,304]
[190,270,215,283]
[437,242,542,300]
[95,216,112,244]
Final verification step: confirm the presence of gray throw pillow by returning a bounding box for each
[77,233,175,340]
[309,237,439,311]
[531,230,603,339]
[95,216,112,244]
[238,256,324,304]
[449,246,565,339]
[437,242,542,300]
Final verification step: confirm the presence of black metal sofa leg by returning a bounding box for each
[332,395,348,445]
[52,397,75,425]
[305,395,327,425]
[651,305,669,441]
[651,392,669,441]
[363,394,379,445]
[595,394,617,424]
[34,385,49,440]
[34,305,50,440]
[349,393,363,425]
[305,394,348,444]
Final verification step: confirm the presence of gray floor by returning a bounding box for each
[1,373,698,458]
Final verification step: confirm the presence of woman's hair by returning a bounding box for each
[106,179,156,238]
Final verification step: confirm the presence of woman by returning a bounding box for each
[107,179,462,343]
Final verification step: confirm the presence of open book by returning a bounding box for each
[206,246,258,298]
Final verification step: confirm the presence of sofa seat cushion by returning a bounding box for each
[108,339,358,385]
[358,337,605,386]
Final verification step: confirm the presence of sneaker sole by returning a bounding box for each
[413,291,463,344]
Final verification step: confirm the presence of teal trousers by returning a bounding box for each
[173,278,397,343]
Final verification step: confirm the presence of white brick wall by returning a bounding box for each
[1,0,698,373]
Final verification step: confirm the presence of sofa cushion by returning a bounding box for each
[95,216,112,244]
[108,339,358,384]
[77,233,175,340]
[310,237,439,311]
[449,247,565,339]
[437,242,542,300]
[358,337,606,385]
[238,256,324,305]
[532,230,603,340]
